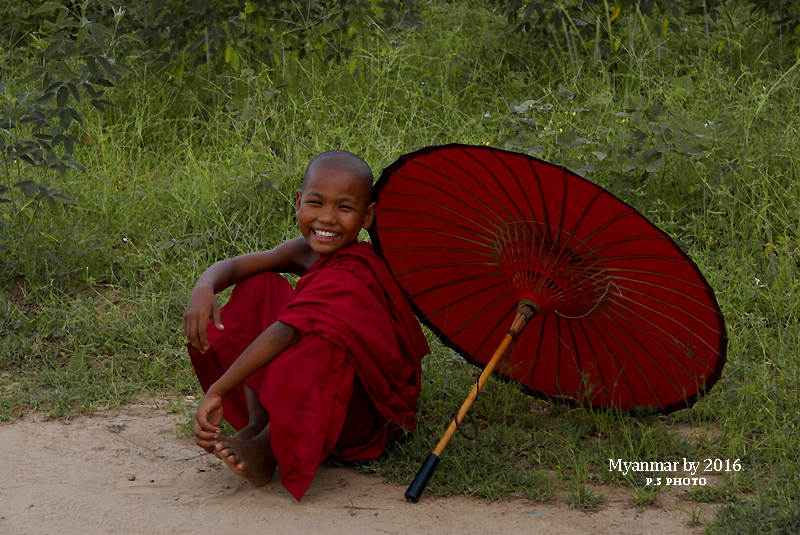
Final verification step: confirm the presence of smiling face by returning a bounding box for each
[295,163,377,256]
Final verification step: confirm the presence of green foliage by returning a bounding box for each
[108,0,415,75]
[502,87,719,189]
[1,1,124,282]
[707,496,800,534]
[498,0,800,60]
[566,481,606,509]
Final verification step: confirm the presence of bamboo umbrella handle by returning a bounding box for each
[405,303,536,503]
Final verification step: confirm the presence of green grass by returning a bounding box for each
[2,2,800,533]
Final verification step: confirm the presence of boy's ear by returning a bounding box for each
[295,189,302,213]
[362,201,378,230]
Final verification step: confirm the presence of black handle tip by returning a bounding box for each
[404,453,440,503]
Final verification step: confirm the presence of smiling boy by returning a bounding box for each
[185,151,429,500]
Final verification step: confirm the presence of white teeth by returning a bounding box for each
[315,230,338,238]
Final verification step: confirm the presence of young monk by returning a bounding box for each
[184,150,429,501]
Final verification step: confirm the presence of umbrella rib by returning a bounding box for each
[382,170,504,231]
[378,194,499,241]
[604,267,714,291]
[458,147,529,224]
[486,148,537,222]
[398,158,511,229]
[557,188,605,260]
[422,279,510,320]
[565,209,640,253]
[609,289,724,357]
[395,262,499,277]
[595,253,692,264]
[380,246,496,259]
[567,188,604,241]
[610,284,722,342]
[519,314,548,391]
[555,314,564,396]
[556,168,568,244]
[438,148,521,223]
[573,317,611,405]
[601,301,698,375]
[561,316,583,397]
[586,312,661,407]
[610,274,723,317]
[582,314,641,407]
[541,205,638,268]
[408,271,504,300]
[603,304,714,391]
[574,235,670,258]
[378,227,494,250]
[526,156,552,244]
[597,306,703,402]
[465,298,519,361]
[440,291,516,350]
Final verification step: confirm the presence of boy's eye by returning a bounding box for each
[339,205,354,211]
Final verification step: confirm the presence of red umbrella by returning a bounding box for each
[368,144,727,501]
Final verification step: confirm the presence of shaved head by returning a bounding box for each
[303,150,374,203]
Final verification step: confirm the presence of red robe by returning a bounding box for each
[188,242,429,500]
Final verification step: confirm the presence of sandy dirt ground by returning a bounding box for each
[1,400,715,535]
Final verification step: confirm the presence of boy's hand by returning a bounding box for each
[194,391,224,453]
[184,285,224,353]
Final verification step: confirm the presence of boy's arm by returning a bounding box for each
[194,320,300,448]
[184,237,315,353]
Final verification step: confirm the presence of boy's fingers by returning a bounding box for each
[195,429,218,442]
[197,442,215,455]
[195,432,216,444]
[185,315,199,350]
[212,304,224,331]
[194,417,219,438]
[190,315,208,353]
[194,427,218,450]
[198,320,209,352]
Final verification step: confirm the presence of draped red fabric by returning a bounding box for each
[188,242,429,500]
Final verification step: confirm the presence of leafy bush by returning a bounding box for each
[500,85,721,194]
[1,2,124,282]
[708,497,800,534]
[105,0,415,74]
[496,0,800,61]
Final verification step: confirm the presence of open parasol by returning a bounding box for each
[368,144,727,502]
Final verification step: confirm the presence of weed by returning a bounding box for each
[684,506,703,527]
[625,478,665,506]
[567,482,606,510]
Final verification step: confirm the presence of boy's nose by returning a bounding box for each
[318,207,337,223]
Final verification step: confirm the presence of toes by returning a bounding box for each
[216,445,232,460]
[220,449,242,470]
[225,457,246,477]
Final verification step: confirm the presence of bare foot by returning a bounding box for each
[209,422,265,460]
[215,426,276,487]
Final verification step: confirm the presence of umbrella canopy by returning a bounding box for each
[369,144,726,413]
